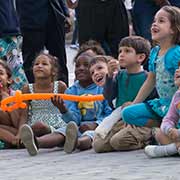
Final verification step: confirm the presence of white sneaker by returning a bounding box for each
[70,44,78,50]
[144,145,167,158]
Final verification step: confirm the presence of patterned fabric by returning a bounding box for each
[28,81,67,129]
[0,36,28,90]
[147,55,177,117]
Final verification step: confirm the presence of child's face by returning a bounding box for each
[151,9,174,43]
[0,64,10,88]
[118,46,140,68]
[89,61,108,86]
[33,55,53,79]
[75,55,92,83]
[174,68,180,87]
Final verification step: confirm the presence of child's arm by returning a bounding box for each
[95,99,113,125]
[17,84,30,127]
[61,87,82,125]
[161,92,180,136]
[133,72,156,104]
[103,75,118,108]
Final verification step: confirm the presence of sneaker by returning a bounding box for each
[70,44,78,50]
[20,124,38,156]
[64,121,78,153]
[144,145,170,158]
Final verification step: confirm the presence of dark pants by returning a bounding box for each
[22,9,68,85]
[77,0,129,58]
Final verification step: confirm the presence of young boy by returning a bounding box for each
[93,36,156,153]
[20,52,112,156]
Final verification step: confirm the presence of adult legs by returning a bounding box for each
[22,30,45,83]
[46,8,68,85]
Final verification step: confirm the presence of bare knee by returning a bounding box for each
[155,129,172,145]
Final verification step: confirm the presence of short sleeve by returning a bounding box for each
[164,45,180,76]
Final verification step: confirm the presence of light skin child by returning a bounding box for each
[155,67,180,148]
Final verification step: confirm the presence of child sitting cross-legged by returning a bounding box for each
[92,36,158,153]
[145,66,180,158]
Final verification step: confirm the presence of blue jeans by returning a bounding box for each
[121,103,160,126]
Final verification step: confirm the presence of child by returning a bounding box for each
[0,60,23,148]
[20,52,112,156]
[121,6,180,148]
[92,36,155,153]
[18,52,67,155]
[145,66,180,158]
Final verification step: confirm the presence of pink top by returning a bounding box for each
[161,90,180,134]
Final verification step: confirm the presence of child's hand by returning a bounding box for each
[51,95,67,113]
[79,122,98,133]
[121,101,133,109]
[107,59,119,77]
[174,68,180,87]
[168,128,179,141]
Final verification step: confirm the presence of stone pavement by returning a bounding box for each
[0,148,180,180]
[1,46,180,180]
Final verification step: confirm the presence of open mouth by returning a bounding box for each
[96,76,104,83]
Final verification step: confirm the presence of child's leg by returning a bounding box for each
[144,143,178,158]
[37,132,65,148]
[155,129,173,145]
[0,111,13,126]
[0,127,17,145]
[110,125,152,151]
[93,121,124,153]
[121,103,160,127]
[20,124,65,156]
[77,135,92,151]
[144,129,180,158]
[95,106,122,139]
[31,121,51,137]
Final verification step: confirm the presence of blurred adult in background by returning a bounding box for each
[0,0,28,90]
[132,0,180,41]
[68,0,129,58]
[16,0,70,85]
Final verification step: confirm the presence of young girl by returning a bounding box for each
[145,66,180,158]
[0,60,23,148]
[121,5,180,142]
[20,52,112,156]
[19,52,67,154]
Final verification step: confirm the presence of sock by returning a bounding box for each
[155,143,178,156]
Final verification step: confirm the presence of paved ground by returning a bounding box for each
[0,148,180,180]
[1,46,180,180]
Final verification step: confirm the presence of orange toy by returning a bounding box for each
[1,90,104,112]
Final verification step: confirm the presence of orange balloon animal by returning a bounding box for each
[0,90,104,112]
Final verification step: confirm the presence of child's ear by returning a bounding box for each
[137,53,146,64]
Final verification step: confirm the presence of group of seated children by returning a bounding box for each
[0,6,180,159]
